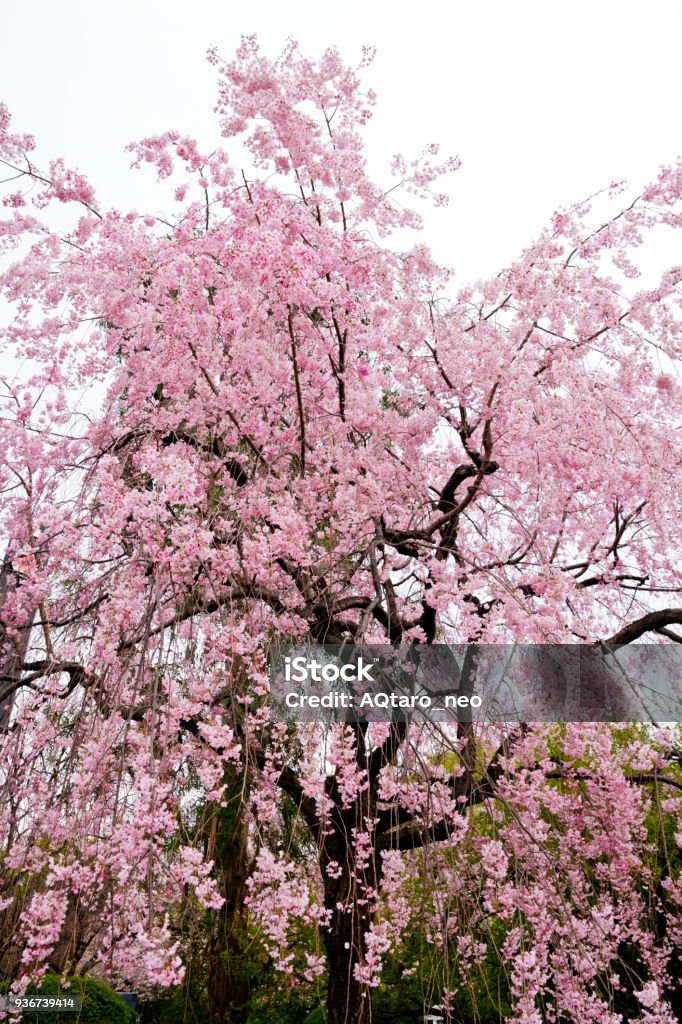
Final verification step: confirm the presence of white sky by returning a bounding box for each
[1,0,681,280]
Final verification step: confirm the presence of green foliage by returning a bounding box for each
[369,922,512,1024]
[138,979,207,1024]
[249,990,320,1024]
[15,976,137,1024]
[303,1008,327,1024]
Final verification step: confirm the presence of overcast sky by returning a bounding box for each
[1,0,681,280]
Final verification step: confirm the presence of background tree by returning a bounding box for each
[1,37,682,1024]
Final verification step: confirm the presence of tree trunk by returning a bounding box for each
[0,552,34,733]
[206,771,251,1024]
[323,905,372,1024]
[320,828,378,1024]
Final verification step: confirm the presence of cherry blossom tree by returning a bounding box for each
[1,36,682,1024]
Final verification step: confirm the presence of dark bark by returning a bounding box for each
[604,607,682,645]
[206,772,251,1024]
[324,905,371,1024]
[320,852,375,1024]
[318,764,383,1024]
[0,552,34,733]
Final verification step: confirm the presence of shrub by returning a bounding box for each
[13,975,137,1024]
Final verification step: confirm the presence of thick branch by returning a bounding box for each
[604,608,682,645]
